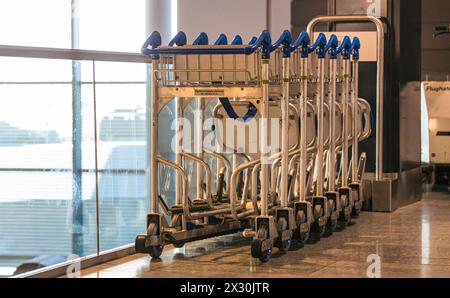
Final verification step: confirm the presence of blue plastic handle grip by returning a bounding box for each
[141,31,162,53]
[168,31,187,46]
[336,36,351,60]
[231,35,243,45]
[325,34,338,59]
[309,33,327,58]
[214,33,228,45]
[193,32,209,45]
[291,32,310,58]
[270,29,293,57]
[350,37,361,60]
[248,36,257,45]
[142,30,272,58]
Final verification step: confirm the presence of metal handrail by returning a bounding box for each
[0,44,150,63]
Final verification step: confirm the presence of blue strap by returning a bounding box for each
[219,98,257,122]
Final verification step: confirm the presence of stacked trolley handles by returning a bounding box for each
[135,29,373,262]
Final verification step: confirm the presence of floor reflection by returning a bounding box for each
[75,192,450,278]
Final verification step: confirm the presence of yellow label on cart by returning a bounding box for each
[194,89,225,96]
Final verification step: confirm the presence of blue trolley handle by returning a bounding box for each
[336,36,352,60]
[350,37,361,60]
[309,33,327,59]
[231,35,243,45]
[214,33,228,45]
[169,31,188,46]
[326,34,339,59]
[291,32,311,58]
[192,32,209,45]
[270,29,293,57]
[142,30,272,58]
[141,31,162,56]
[248,36,258,45]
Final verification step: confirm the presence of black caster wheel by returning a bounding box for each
[173,242,185,248]
[275,217,291,254]
[294,210,310,245]
[311,221,326,237]
[147,222,164,258]
[299,229,310,244]
[135,235,147,253]
[351,207,361,218]
[311,205,326,237]
[351,189,361,218]
[325,200,337,235]
[326,218,338,235]
[313,204,323,219]
[251,225,272,262]
[171,214,183,230]
[295,210,310,244]
[337,213,347,230]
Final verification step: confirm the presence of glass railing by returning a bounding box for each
[0,46,152,277]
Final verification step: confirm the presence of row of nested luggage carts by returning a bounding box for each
[135,29,372,262]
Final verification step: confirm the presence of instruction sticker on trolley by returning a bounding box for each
[194,89,225,96]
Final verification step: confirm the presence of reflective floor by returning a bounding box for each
[74,192,450,278]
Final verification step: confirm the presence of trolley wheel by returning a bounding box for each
[326,199,337,234]
[311,221,326,237]
[313,204,323,220]
[295,210,310,244]
[173,242,185,248]
[135,235,147,253]
[147,222,164,258]
[351,189,361,218]
[311,204,326,237]
[275,217,291,254]
[338,194,352,226]
[326,218,338,235]
[251,225,272,262]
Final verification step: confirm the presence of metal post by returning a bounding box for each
[71,0,83,257]
[315,57,325,196]
[280,57,290,207]
[341,58,350,187]
[175,98,182,205]
[151,59,159,213]
[351,60,359,182]
[328,58,337,191]
[260,59,270,216]
[307,15,384,180]
[299,57,308,201]
[196,100,204,199]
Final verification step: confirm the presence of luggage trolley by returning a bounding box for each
[135,30,276,258]
[214,31,298,261]
[348,37,365,217]
[287,33,338,240]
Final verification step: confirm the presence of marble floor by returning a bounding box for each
[74,192,450,278]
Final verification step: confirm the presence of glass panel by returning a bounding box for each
[78,0,146,52]
[0,0,71,48]
[93,61,149,251]
[0,57,96,277]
